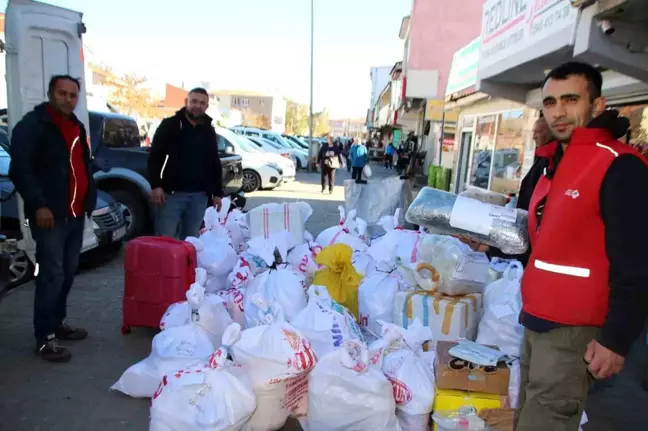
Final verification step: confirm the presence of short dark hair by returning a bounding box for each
[188,87,209,96]
[543,62,603,101]
[48,75,81,94]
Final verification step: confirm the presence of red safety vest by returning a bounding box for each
[522,128,648,326]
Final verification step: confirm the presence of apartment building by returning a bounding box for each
[211,90,287,133]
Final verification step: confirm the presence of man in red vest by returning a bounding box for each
[515,62,648,430]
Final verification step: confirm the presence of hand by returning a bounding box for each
[212,196,222,211]
[584,339,625,379]
[35,207,55,229]
[151,187,166,205]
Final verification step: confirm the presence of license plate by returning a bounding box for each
[112,226,127,241]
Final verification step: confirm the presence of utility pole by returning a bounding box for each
[308,0,316,171]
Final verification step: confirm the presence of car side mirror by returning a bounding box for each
[225,144,235,155]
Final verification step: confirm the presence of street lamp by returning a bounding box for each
[308,0,315,171]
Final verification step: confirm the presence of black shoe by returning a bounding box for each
[328,190,333,195]
[35,337,71,363]
[56,323,88,341]
[321,189,326,194]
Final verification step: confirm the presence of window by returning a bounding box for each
[216,135,227,152]
[469,115,497,189]
[103,118,141,148]
[491,109,527,195]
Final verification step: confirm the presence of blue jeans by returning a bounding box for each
[155,192,208,239]
[31,216,85,342]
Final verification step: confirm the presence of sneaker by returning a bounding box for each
[328,190,334,195]
[35,336,71,363]
[321,190,326,194]
[56,323,88,341]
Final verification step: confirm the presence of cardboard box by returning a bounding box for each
[435,341,510,395]
[479,408,515,431]
[393,291,483,342]
[433,389,502,431]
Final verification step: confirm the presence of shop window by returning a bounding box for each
[616,104,648,157]
[491,109,527,195]
[469,115,497,189]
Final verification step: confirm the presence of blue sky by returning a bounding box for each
[4,0,411,118]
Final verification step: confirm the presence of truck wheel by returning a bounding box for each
[107,189,147,239]
[242,170,261,193]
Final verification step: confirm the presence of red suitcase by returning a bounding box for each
[122,236,197,334]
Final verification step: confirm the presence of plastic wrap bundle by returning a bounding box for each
[459,186,508,206]
[344,176,415,238]
[405,187,529,255]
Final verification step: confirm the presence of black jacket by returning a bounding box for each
[8,103,98,221]
[147,108,223,197]
[317,144,342,167]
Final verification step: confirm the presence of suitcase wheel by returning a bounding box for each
[121,325,131,335]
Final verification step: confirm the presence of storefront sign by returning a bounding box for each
[426,100,460,122]
[446,38,481,96]
[479,0,578,71]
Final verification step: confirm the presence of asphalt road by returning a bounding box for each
[0,167,646,431]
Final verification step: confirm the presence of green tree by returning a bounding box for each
[285,101,309,135]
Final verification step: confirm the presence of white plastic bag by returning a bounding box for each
[374,320,435,431]
[358,270,403,337]
[307,340,401,431]
[363,163,373,178]
[231,298,316,431]
[370,209,427,265]
[315,206,369,252]
[287,240,322,283]
[159,282,233,348]
[211,198,247,253]
[488,257,519,283]
[291,285,365,358]
[243,234,307,327]
[352,251,376,277]
[216,287,246,326]
[248,202,312,249]
[432,407,485,431]
[186,228,237,292]
[476,261,524,357]
[149,324,257,431]
[417,235,489,296]
[227,252,268,290]
[508,359,521,409]
[111,323,215,398]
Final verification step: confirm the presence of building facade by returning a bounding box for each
[211,90,286,133]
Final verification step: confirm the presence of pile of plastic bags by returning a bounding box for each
[113,198,560,431]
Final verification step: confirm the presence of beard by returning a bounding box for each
[186,110,205,121]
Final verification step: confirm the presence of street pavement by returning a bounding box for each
[0,166,647,430]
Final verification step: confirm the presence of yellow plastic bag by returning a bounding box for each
[313,243,363,319]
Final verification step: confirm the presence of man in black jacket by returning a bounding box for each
[147,88,223,239]
[9,75,98,363]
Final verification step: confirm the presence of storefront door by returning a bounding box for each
[456,131,474,193]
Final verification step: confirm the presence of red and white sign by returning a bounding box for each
[480,0,577,71]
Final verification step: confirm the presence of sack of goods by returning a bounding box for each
[149,324,257,431]
[351,250,377,277]
[248,202,313,249]
[416,235,490,296]
[316,206,369,252]
[369,208,428,267]
[216,287,246,326]
[243,236,307,327]
[373,320,436,431]
[291,285,365,358]
[286,240,323,285]
[306,340,401,431]
[227,251,269,290]
[202,197,248,253]
[405,187,529,255]
[231,298,316,431]
[111,308,215,398]
[476,261,525,358]
[488,257,519,283]
[358,266,407,337]
[344,175,416,238]
[185,210,238,292]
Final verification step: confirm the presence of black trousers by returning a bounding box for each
[321,166,336,191]
[351,167,363,181]
[384,154,393,169]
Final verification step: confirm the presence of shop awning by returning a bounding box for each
[476,0,648,104]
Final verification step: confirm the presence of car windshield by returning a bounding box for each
[260,138,283,150]
[283,137,303,150]
[236,135,262,153]
[0,146,10,176]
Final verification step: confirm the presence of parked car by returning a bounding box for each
[244,136,297,182]
[0,138,126,286]
[88,111,244,238]
[231,126,308,170]
[283,135,309,151]
[215,126,283,192]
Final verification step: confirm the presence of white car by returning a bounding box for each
[244,136,296,182]
[231,126,308,170]
[215,126,283,192]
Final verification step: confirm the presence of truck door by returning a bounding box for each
[4,0,97,264]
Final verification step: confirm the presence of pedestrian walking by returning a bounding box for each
[384,142,395,169]
[510,62,648,431]
[350,140,368,181]
[532,114,553,148]
[9,75,98,362]
[317,135,342,194]
[147,87,223,239]
[344,138,354,173]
